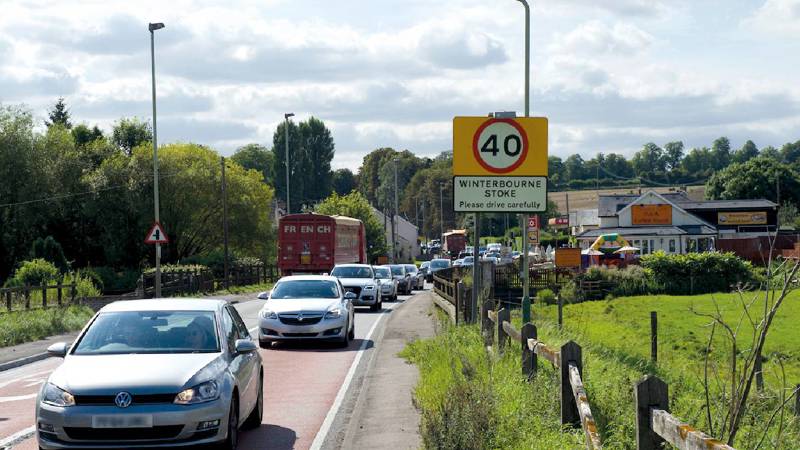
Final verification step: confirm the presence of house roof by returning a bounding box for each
[676,199,777,210]
[597,192,691,217]
[576,224,717,238]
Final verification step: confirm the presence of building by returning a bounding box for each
[371,207,420,262]
[576,190,782,260]
[568,209,599,236]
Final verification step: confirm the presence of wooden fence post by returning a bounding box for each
[24,284,31,309]
[560,341,582,426]
[794,384,799,416]
[521,322,537,380]
[650,311,658,364]
[497,308,509,354]
[6,290,12,311]
[42,285,48,308]
[634,375,669,450]
[481,299,493,347]
[70,283,77,304]
[557,294,563,330]
[57,284,63,306]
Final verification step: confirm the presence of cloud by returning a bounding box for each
[159,117,257,145]
[74,92,213,119]
[548,21,655,56]
[418,30,507,69]
[0,70,79,101]
[548,0,670,18]
[742,0,800,36]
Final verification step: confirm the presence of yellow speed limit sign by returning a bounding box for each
[452,116,548,212]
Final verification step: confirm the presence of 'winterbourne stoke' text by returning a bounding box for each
[457,179,543,189]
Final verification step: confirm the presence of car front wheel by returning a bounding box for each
[218,397,239,450]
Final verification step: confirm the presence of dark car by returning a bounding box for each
[425,258,451,282]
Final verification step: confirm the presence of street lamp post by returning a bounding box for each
[149,22,164,298]
[515,0,532,323]
[284,113,294,214]
[393,158,399,263]
[439,183,444,240]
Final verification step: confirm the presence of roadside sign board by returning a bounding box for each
[555,248,581,268]
[453,116,548,212]
[144,222,169,244]
[527,215,539,245]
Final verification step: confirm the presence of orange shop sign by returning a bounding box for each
[631,204,672,225]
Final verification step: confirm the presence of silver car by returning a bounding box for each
[373,266,398,301]
[36,299,263,450]
[403,264,424,290]
[258,275,355,348]
[330,264,382,311]
[386,264,412,294]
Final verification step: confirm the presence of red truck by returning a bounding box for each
[442,229,467,259]
[278,213,367,275]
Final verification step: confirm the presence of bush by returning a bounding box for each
[6,259,59,287]
[0,305,95,347]
[640,251,756,295]
[30,236,70,272]
[144,264,210,275]
[62,272,101,297]
[536,288,556,305]
[92,266,140,293]
[76,267,104,292]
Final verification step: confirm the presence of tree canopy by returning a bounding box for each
[315,191,388,261]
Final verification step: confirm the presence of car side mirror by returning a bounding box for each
[344,291,357,299]
[257,291,270,300]
[47,342,69,358]
[235,339,257,353]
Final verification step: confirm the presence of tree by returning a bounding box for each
[732,140,758,164]
[682,147,713,178]
[357,147,399,204]
[30,236,70,272]
[231,143,274,185]
[71,123,103,148]
[603,153,634,178]
[315,191,388,261]
[759,145,780,160]
[779,140,800,163]
[112,117,152,156]
[711,136,731,170]
[547,156,564,186]
[663,141,684,171]
[632,142,666,175]
[706,156,800,205]
[46,97,72,129]
[563,154,586,182]
[332,168,357,195]
[298,117,335,203]
[272,120,305,213]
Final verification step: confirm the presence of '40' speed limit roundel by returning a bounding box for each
[472,119,529,174]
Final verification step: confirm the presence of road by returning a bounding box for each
[0,288,423,450]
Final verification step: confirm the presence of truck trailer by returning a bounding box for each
[278,213,367,275]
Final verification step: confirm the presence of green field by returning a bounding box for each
[405,290,800,449]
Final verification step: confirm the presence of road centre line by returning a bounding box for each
[309,300,403,450]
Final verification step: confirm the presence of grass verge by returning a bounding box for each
[405,293,800,449]
[0,305,95,347]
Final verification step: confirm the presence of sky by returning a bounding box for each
[1,0,799,170]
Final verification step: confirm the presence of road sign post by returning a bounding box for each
[453,115,547,324]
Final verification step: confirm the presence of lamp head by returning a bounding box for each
[284,113,295,120]
[149,23,165,32]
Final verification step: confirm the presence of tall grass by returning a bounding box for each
[0,305,94,347]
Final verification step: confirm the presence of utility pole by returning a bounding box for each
[393,158,399,263]
[149,22,164,298]
[284,113,294,214]
[221,157,230,289]
[439,183,445,240]
[515,0,532,323]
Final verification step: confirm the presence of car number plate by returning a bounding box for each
[92,414,153,428]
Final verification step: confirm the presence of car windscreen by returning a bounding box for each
[430,259,450,269]
[404,265,418,273]
[331,266,373,278]
[463,257,474,263]
[73,311,220,355]
[271,280,340,299]
[374,267,391,278]
[389,265,404,276]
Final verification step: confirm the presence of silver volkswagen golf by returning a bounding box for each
[36,299,263,449]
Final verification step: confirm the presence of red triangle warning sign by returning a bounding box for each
[144,222,169,244]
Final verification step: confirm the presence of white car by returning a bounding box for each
[330,264,382,311]
[373,266,398,301]
[258,276,356,348]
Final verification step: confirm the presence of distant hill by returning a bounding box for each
[548,185,706,214]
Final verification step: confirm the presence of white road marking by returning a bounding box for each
[309,299,404,450]
[0,393,37,403]
[0,369,53,389]
[0,425,35,449]
[23,380,44,388]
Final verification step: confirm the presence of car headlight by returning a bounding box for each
[260,309,277,319]
[174,380,219,405]
[364,285,375,290]
[42,383,75,407]
[325,308,342,319]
